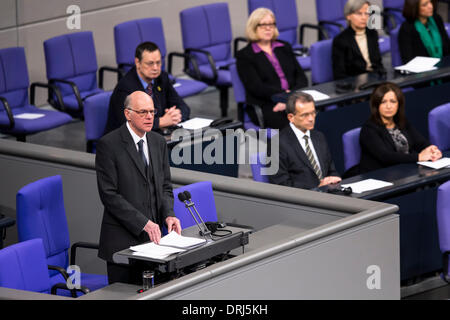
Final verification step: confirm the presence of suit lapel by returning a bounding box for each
[287,126,316,173]
[120,125,148,180]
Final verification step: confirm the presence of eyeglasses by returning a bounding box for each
[143,60,162,67]
[352,11,370,17]
[295,110,318,119]
[257,22,276,29]
[127,108,156,117]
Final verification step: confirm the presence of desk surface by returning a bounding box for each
[273,56,450,108]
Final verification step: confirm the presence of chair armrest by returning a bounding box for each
[185,48,218,83]
[318,20,345,39]
[70,241,100,266]
[48,265,90,297]
[246,103,265,129]
[98,66,122,89]
[30,82,65,112]
[381,11,398,33]
[167,51,202,80]
[0,96,15,130]
[299,23,327,45]
[233,37,248,57]
[49,78,83,112]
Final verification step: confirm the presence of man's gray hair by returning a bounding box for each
[344,0,370,17]
[124,94,132,110]
[286,92,314,114]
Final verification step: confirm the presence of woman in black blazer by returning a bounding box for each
[398,0,450,64]
[359,82,442,173]
[236,8,308,129]
[332,0,385,80]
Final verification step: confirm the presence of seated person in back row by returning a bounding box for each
[359,82,442,173]
[236,8,308,130]
[270,92,342,190]
[104,41,190,136]
[332,0,385,80]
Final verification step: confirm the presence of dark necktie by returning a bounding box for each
[146,83,152,97]
[137,139,148,170]
[303,135,323,180]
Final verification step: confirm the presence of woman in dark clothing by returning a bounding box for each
[236,8,308,129]
[398,0,450,64]
[332,0,385,80]
[359,82,442,173]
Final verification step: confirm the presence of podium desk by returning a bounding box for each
[322,159,450,281]
[113,225,251,274]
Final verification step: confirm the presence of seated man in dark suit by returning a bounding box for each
[270,92,342,190]
[104,41,190,135]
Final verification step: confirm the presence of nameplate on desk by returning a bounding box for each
[341,179,393,194]
[417,157,450,170]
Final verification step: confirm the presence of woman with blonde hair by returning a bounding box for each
[236,8,308,129]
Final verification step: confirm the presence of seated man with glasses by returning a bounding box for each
[332,0,385,80]
[104,41,190,136]
[270,92,341,190]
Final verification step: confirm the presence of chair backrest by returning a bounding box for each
[428,102,450,151]
[0,47,29,109]
[229,63,246,104]
[44,31,99,96]
[250,152,269,183]
[84,91,112,145]
[0,239,51,294]
[316,0,347,38]
[390,26,402,67]
[180,2,233,66]
[437,180,450,278]
[114,17,167,72]
[247,0,299,47]
[383,0,405,31]
[342,127,362,171]
[310,39,333,84]
[16,175,70,278]
[173,181,218,229]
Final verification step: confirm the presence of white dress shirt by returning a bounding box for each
[289,123,322,173]
[126,121,149,165]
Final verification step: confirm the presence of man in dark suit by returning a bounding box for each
[104,41,190,135]
[270,92,341,190]
[96,90,181,284]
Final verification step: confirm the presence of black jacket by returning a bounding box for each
[332,27,385,80]
[398,14,450,64]
[104,67,190,135]
[270,125,340,190]
[359,118,430,173]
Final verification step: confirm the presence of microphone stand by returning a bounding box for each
[183,199,214,242]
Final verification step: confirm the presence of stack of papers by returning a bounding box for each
[395,56,440,73]
[300,90,330,101]
[341,179,393,194]
[417,157,450,170]
[179,117,213,130]
[129,231,206,260]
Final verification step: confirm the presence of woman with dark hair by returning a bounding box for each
[359,82,442,173]
[398,0,450,64]
[236,8,308,129]
[332,0,385,80]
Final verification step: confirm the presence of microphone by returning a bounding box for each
[177,190,212,241]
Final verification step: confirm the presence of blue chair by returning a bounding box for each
[428,102,450,152]
[83,91,112,153]
[180,2,235,117]
[383,0,405,32]
[390,26,402,67]
[437,180,450,283]
[247,0,326,70]
[16,175,108,297]
[43,31,118,119]
[316,0,390,54]
[113,17,208,99]
[342,127,361,172]
[0,238,89,297]
[173,181,218,229]
[250,152,269,183]
[310,39,333,85]
[0,47,72,142]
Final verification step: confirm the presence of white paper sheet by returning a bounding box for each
[179,117,213,130]
[159,231,206,249]
[341,179,393,194]
[394,56,440,73]
[417,157,450,170]
[300,90,330,101]
[14,113,45,120]
[130,242,185,260]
